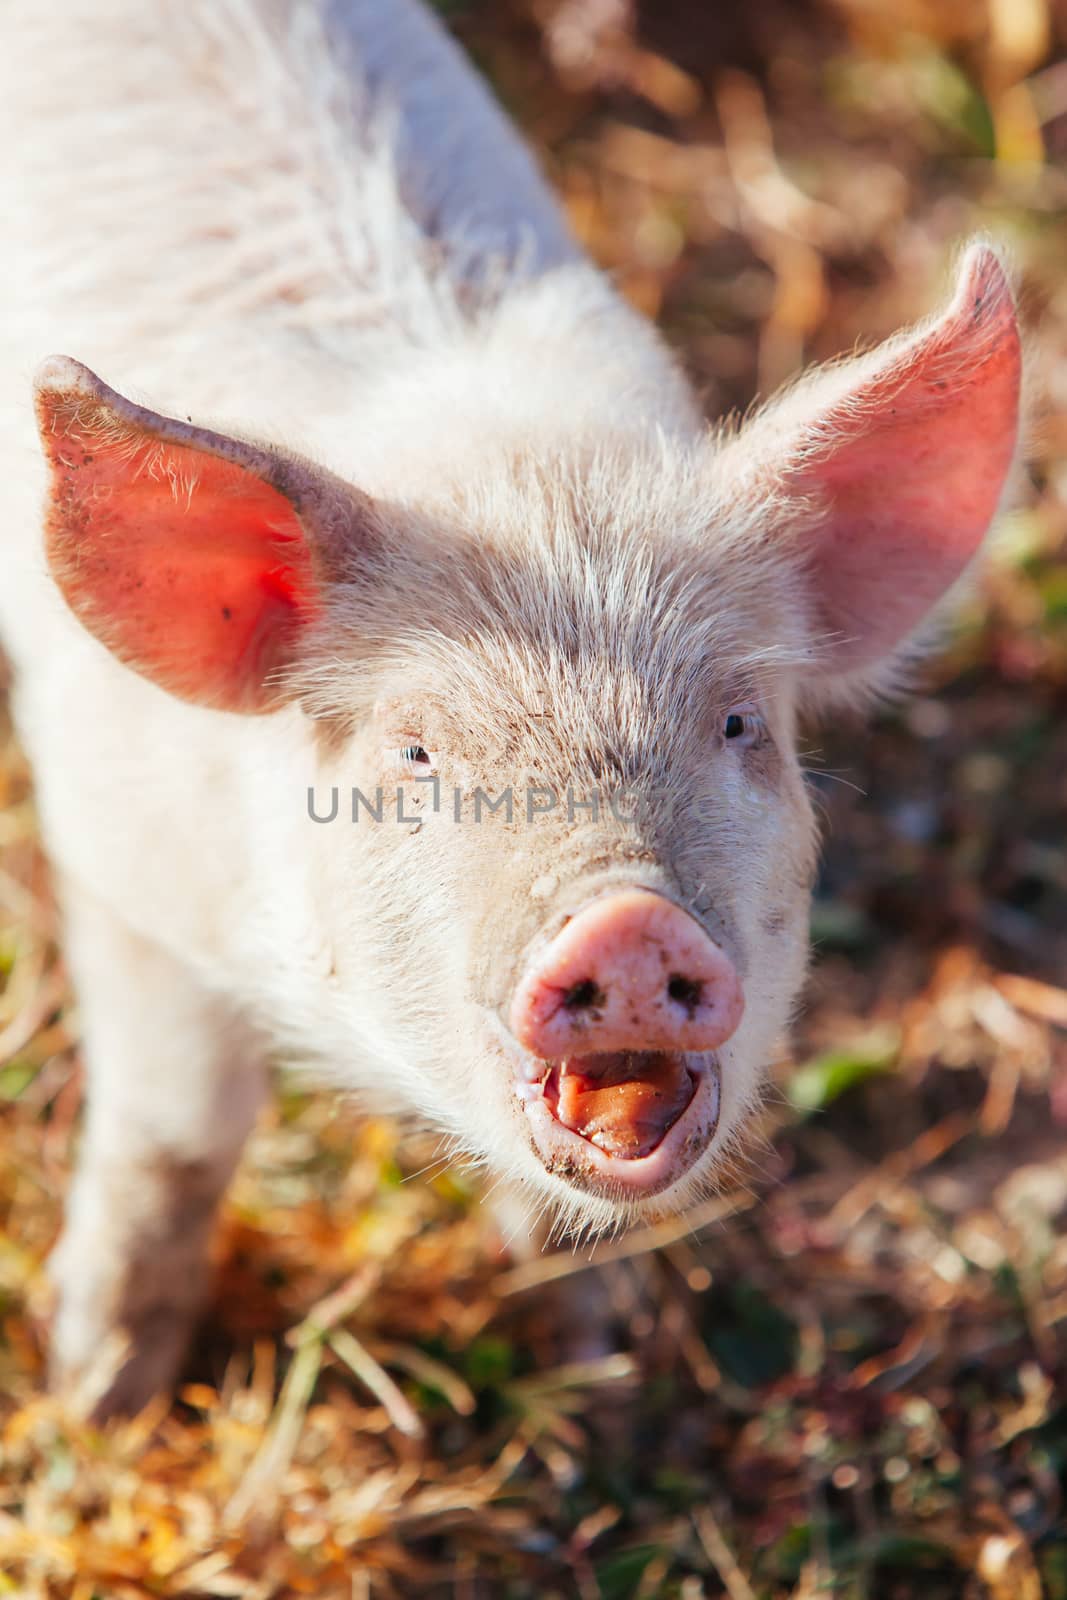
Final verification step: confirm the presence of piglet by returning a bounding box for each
[0,0,1020,1415]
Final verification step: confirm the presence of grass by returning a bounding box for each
[1,1,1066,1594]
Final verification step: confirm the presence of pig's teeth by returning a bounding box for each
[515,1053,552,1086]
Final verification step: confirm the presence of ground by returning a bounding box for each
[1,0,1066,1595]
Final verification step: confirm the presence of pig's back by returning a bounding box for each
[0,0,576,409]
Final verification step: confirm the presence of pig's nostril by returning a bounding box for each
[667,973,703,1014]
[562,978,604,1012]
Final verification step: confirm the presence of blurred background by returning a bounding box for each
[1,1,1066,1595]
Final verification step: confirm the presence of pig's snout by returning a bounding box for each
[509,889,744,1059]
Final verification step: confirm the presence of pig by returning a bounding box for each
[0,0,1021,1417]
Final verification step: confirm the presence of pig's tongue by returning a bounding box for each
[551,1052,695,1159]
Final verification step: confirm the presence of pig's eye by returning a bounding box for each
[722,709,762,747]
[395,745,435,771]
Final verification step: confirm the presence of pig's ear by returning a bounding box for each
[34,356,365,713]
[729,242,1022,701]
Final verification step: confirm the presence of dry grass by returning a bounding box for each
[2,1,1067,1595]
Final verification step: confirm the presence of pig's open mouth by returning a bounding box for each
[543,1051,698,1158]
[515,1049,720,1198]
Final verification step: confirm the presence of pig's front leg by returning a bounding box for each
[48,880,268,1420]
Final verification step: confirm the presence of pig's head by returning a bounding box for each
[35,242,1020,1234]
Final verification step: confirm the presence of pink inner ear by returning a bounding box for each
[788,245,1021,673]
[38,380,320,712]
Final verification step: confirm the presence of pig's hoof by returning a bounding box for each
[49,1305,197,1422]
[47,1240,206,1420]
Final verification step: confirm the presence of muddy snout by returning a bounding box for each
[509,888,744,1059]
